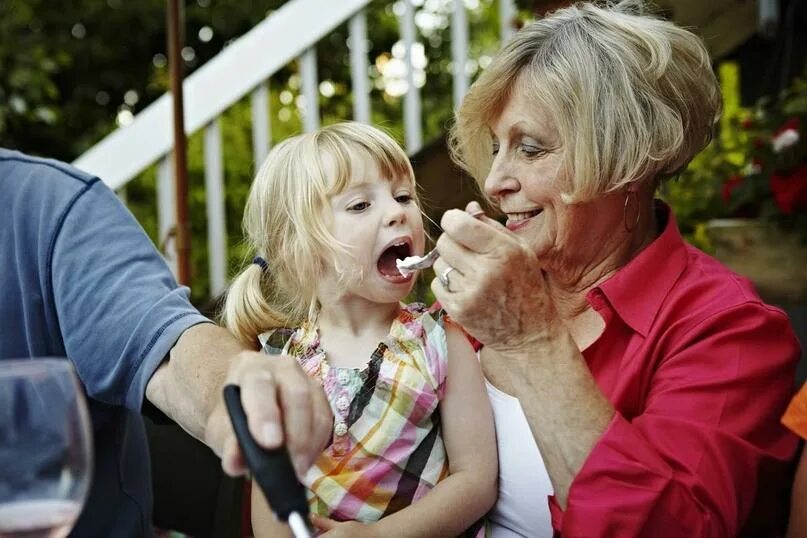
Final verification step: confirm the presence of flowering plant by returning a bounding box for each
[719,71,807,242]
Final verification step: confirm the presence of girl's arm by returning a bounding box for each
[251,481,294,538]
[316,324,498,537]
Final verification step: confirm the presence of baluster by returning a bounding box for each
[349,10,371,124]
[204,118,228,297]
[157,154,178,277]
[251,81,271,172]
[500,0,516,43]
[452,0,469,110]
[300,47,320,132]
[399,0,422,153]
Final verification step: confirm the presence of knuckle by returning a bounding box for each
[285,381,312,403]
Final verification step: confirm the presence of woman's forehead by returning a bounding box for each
[489,93,559,144]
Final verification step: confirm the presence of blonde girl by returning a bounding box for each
[223,122,497,537]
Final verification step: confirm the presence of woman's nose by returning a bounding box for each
[484,155,519,199]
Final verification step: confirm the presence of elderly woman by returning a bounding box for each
[431,2,800,536]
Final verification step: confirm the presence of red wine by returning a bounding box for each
[0,500,81,538]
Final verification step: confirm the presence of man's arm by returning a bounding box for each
[49,175,330,475]
[146,320,332,476]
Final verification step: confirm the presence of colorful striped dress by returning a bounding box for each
[259,303,450,523]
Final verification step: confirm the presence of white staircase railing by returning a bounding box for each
[73,0,516,297]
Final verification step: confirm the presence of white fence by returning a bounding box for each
[73,0,516,297]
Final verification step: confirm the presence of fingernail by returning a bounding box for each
[260,423,282,446]
[467,201,484,217]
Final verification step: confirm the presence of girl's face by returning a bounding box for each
[324,152,425,304]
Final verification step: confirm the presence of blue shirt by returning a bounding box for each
[0,148,210,537]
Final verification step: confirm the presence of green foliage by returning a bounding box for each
[659,145,726,251]
[663,61,807,250]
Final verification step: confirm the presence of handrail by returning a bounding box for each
[73,0,372,190]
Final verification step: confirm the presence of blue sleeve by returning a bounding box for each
[50,179,210,410]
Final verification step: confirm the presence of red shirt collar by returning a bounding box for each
[589,202,689,337]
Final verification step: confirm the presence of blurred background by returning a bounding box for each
[1,0,805,535]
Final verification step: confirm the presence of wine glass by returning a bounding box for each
[0,359,93,538]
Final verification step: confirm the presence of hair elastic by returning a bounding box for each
[252,256,269,273]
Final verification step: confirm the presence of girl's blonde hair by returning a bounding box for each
[223,122,416,346]
[450,0,722,203]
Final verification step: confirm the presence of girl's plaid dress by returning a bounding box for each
[259,303,451,523]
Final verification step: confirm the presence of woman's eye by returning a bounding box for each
[348,202,370,212]
[519,144,543,157]
[491,143,500,155]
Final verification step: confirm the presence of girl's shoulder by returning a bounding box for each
[395,302,447,335]
[258,327,294,355]
[258,325,312,356]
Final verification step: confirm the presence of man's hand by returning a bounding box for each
[208,350,332,477]
[146,324,332,479]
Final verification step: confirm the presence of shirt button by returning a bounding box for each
[334,422,348,437]
[337,371,350,385]
[336,395,350,411]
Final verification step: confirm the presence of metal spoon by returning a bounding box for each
[397,207,485,275]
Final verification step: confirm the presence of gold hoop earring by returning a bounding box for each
[623,191,640,233]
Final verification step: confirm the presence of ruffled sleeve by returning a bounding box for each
[398,303,450,400]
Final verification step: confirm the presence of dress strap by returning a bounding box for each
[259,327,296,356]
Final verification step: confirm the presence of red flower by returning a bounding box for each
[775,117,801,136]
[770,165,807,215]
[722,175,744,203]
[741,117,754,129]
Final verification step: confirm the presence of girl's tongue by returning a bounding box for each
[377,244,412,281]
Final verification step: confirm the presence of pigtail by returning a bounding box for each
[222,262,289,348]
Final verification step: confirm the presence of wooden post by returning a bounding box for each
[167,0,191,285]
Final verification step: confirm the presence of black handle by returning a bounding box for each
[223,384,309,522]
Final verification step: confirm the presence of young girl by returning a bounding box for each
[223,122,497,537]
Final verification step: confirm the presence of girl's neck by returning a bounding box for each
[316,296,401,338]
[314,297,401,369]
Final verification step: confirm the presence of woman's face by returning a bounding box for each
[485,84,627,277]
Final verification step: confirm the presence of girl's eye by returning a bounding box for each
[348,201,370,212]
[395,194,413,204]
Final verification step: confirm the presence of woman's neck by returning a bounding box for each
[547,205,658,324]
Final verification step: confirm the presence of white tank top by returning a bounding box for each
[486,380,554,538]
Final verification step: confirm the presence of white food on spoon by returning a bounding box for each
[396,256,423,276]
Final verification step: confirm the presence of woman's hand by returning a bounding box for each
[311,515,379,537]
[430,202,563,355]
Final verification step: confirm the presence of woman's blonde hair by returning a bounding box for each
[223,122,416,346]
[450,0,722,203]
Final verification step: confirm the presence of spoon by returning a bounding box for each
[397,207,486,275]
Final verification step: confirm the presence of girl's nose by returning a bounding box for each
[384,201,407,227]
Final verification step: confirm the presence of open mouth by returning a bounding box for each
[377,241,412,280]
